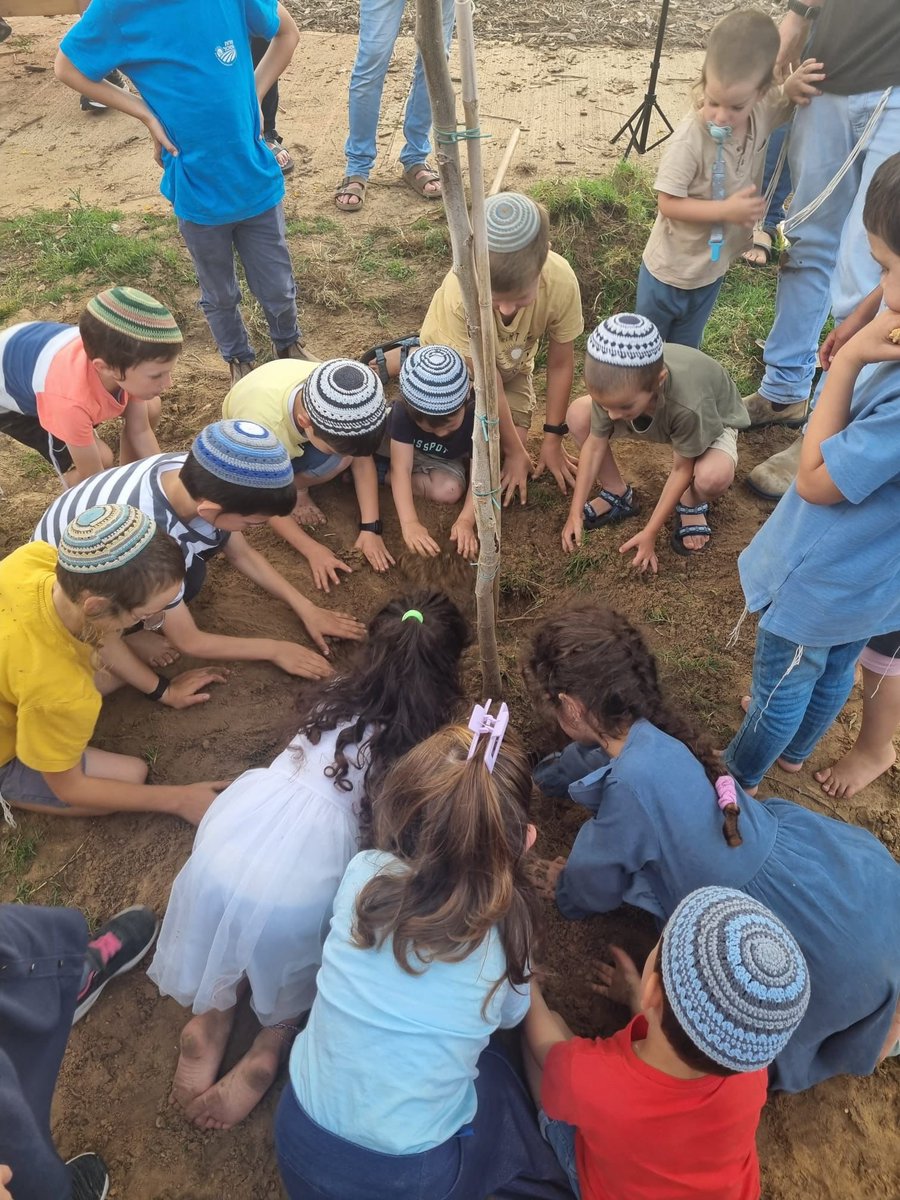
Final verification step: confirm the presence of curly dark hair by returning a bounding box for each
[295,590,471,843]
[525,602,741,847]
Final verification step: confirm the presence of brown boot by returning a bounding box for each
[228,358,254,386]
[747,436,803,500]
[276,341,317,363]
[743,391,808,429]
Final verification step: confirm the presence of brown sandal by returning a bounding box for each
[402,162,442,200]
[335,175,367,213]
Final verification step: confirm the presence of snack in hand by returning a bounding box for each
[889,327,900,345]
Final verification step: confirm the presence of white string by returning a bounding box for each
[752,644,805,733]
[0,790,17,829]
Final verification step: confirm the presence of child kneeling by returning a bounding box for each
[563,313,748,571]
[524,887,809,1200]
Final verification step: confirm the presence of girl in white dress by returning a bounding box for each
[148,590,470,1130]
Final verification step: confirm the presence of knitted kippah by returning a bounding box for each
[85,287,182,345]
[400,345,471,416]
[662,886,810,1074]
[192,420,294,489]
[304,360,386,439]
[485,193,542,253]
[58,504,156,574]
[587,313,663,369]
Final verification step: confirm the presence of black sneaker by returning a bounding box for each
[73,905,159,1024]
[67,1153,110,1200]
[80,70,130,112]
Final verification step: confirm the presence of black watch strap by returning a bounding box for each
[146,673,170,702]
[543,421,569,436]
[358,520,383,535]
[786,0,819,19]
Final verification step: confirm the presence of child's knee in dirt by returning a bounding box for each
[693,456,734,499]
[429,473,465,505]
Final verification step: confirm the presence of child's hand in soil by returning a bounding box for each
[271,641,334,679]
[619,527,659,574]
[161,667,229,709]
[300,606,366,652]
[501,445,533,506]
[450,518,479,560]
[529,855,568,900]
[402,520,441,557]
[561,512,583,553]
[355,531,395,574]
[838,308,900,368]
[590,946,643,1013]
[306,543,353,592]
[178,780,232,826]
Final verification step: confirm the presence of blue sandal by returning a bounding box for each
[360,334,420,386]
[671,501,711,556]
[583,484,639,531]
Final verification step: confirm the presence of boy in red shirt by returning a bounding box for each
[523,887,810,1200]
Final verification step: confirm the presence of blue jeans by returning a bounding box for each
[723,627,867,788]
[538,1113,582,1199]
[178,201,299,362]
[345,0,456,178]
[635,263,723,349]
[761,121,792,233]
[759,87,900,404]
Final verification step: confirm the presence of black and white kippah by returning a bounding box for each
[304,359,387,438]
[485,192,542,253]
[587,313,663,368]
[400,345,471,416]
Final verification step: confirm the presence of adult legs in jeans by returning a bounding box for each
[344,0,455,180]
[759,89,900,405]
[723,628,867,789]
[232,203,301,353]
[178,217,256,363]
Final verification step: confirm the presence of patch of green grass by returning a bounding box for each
[562,540,612,588]
[1,831,40,903]
[288,216,340,237]
[385,260,415,282]
[17,450,53,481]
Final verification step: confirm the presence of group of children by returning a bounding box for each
[1,3,899,1199]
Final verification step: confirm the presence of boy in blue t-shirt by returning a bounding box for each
[54,0,307,386]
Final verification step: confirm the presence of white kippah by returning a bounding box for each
[304,359,386,439]
[587,313,663,369]
[485,192,542,253]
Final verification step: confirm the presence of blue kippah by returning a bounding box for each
[662,887,810,1073]
[485,192,542,253]
[191,420,294,489]
[58,504,156,574]
[400,345,471,416]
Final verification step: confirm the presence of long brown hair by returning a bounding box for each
[352,725,539,1002]
[526,603,742,847]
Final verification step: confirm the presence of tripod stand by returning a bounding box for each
[611,0,674,158]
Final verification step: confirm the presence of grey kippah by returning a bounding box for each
[304,359,386,439]
[587,313,663,369]
[400,345,471,416]
[485,192,542,253]
[192,420,294,489]
[662,886,810,1074]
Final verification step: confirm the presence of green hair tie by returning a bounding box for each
[401,609,424,624]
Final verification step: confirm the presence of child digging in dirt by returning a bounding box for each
[562,313,749,567]
[524,887,810,1200]
[223,358,393,591]
[387,344,480,561]
[636,9,824,348]
[526,604,900,1093]
[0,287,181,486]
[148,593,469,1130]
[33,420,365,688]
[0,504,225,823]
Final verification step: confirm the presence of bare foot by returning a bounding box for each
[815,743,897,799]
[293,489,327,527]
[590,946,641,1011]
[125,629,181,668]
[170,1008,236,1112]
[185,1026,287,1130]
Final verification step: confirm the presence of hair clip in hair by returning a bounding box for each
[467,700,510,773]
[401,609,424,624]
[714,775,738,811]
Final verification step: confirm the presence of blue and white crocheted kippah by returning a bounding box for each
[587,313,663,369]
[485,192,542,253]
[662,886,810,1073]
[58,504,156,573]
[400,345,471,416]
[192,419,294,489]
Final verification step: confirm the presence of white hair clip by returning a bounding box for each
[467,700,510,773]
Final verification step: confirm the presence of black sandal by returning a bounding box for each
[583,485,639,531]
[360,334,420,386]
[671,501,711,556]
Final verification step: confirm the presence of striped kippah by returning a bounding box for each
[587,313,663,369]
[400,345,471,416]
[662,887,810,1073]
[58,504,156,574]
[86,287,182,345]
[485,192,542,253]
[304,360,386,439]
[192,420,294,489]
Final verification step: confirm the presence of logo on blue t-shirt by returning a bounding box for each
[215,40,237,65]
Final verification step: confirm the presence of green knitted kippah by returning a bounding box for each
[85,287,182,345]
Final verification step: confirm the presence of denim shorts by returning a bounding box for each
[538,1110,581,1198]
[291,440,345,480]
[0,755,85,811]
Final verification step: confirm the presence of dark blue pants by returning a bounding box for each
[0,904,87,1200]
[635,262,724,350]
[275,1042,575,1200]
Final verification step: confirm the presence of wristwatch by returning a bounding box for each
[543,421,569,436]
[786,0,820,19]
[358,520,383,535]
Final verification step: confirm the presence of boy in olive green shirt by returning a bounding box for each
[562,313,748,573]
